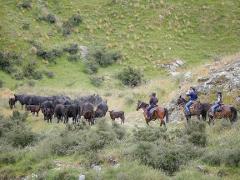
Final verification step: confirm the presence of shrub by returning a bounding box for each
[186,121,207,147]
[36,47,62,62]
[112,122,126,140]
[89,48,121,67]
[45,14,56,24]
[224,148,240,167]
[44,71,55,78]
[84,60,99,74]
[68,14,82,26]
[118,67,144,87]
[0,51,22,74]
[67,54,80,62]
[11,69,24,80]
[22,23,30,30]
[90,76,104,87]
[27,80,36,87]
[62,13,82,36]
[23,61,43,80]
[18,0,32,9]
[0,80,3,88]
[0,111,37,148]
[64,44,79,54]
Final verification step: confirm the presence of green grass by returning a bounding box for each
[0,0,240,89]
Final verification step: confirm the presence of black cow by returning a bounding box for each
[95,101,108,118]
[9,97,16,109]
[41,100,54,114]
[109,110,125,124]
[54,104,65,123]
[14,94,33,108]
[43,108,54,123]
[64,104,79,124]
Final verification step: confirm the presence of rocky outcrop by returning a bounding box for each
[159,59,184,76]
[166,59,240,122]
[196,60,240,93]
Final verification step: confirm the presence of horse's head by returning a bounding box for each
[176,95,186,107]
[136,100,148,111]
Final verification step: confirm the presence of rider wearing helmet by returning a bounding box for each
[147,92,158,119]
[185,87,198,115]
[211,92,223,115]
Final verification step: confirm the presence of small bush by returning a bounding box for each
[67,54,80,62]
[0,111,37,148]
[224,148,240,167]
[0,80,3,88]
[44,71,55,78]
[27,80,36,87]
[18,0,31,9]
[11,69,24,80]
[186,121,207,147]
[118,67,143,87]
[84,60,99,74]
[36,47,63,62]
[68,14,82,27]
[64,44,79,54]
[0,51,22,74]
[45,14,56,24]
[90,76,104,87]
[62,13,82,36]
[22,23,30,30]
[89,48,121,67]
[23,61,43,80]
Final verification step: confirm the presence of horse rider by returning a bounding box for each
[211,92,223,115]
[185,87,198,115]
[147,92,158,119]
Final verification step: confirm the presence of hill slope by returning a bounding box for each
[0,0,240,89]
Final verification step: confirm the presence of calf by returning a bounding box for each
[109,110,125,124]
[26,105,41,116]
[9,97,16,109]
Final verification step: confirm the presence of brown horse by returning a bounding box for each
[208,105,237,125]
[136,100,169,127]
[177,96,211,123]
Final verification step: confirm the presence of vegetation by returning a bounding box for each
[118,67,144,87]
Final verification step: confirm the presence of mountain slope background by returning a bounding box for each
[0,0,240,179]
[1,0,240,90]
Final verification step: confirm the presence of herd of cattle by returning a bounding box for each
[8,94,125,125]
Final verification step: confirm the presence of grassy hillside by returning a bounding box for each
[0,0,240,89]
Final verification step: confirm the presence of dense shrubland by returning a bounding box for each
[0,110,239,179]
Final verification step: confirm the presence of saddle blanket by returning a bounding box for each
[149,107,158,115]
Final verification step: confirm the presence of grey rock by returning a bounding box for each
[79,46,88,59]
[79,174,85,180]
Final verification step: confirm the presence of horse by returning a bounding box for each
[176,96,211,123]
[136,100,168,127]
[208,105,238,125]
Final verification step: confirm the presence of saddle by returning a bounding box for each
[189,101,200,110]
[148,106,158,119]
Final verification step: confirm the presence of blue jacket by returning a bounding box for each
[187,91,198,101]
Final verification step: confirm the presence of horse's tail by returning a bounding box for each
[164,108,169,123]
[230,106,238,122]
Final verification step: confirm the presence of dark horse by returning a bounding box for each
[177,96,211,123]
[208,105,237,125]
[136,100,169,127]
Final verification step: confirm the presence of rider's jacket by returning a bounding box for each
[149,97,158,106]
[186,90,198,101]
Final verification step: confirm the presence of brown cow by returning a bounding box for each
[109,110,125,124]
[26,105,41,116]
